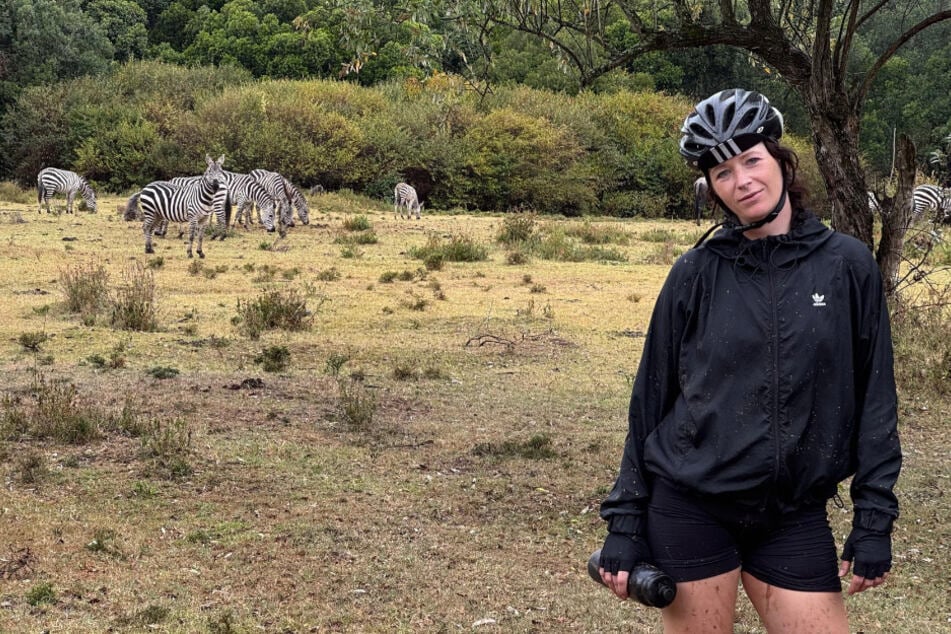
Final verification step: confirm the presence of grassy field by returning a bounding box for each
[0,191,947,633]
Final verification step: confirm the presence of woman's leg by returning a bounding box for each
[741,572,848,634]
[662,568,741,633]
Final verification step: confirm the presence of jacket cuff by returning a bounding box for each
[606,514,645,536]
[853,509,896,534]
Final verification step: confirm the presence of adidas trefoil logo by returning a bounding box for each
[812,293,826,307]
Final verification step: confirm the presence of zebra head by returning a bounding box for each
[81,181,98,213]
[203,154,226,189]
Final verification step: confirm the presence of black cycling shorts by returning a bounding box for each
[645,479,841,592]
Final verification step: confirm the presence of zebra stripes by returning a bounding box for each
[912,184,951,219]
[37,167,97,214]
[283,178,309,226]
[133,155,228,258]
[250,169,293,231]
[394,182,422,219]
[231,174,277,231]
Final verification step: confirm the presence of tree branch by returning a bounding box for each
[855,10,951,106]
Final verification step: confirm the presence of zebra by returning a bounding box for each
[131,154,229,258]
[308,184,325,196]
[37,167,97,214]
[283,178,310,226]
[912,184,951,219]
[394,182,422,219]
[693,176,711,225]
[230,174,278,232]
[250,169,294,231]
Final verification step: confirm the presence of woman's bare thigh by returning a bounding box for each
[661,569,740,633]
[741,571,848,634]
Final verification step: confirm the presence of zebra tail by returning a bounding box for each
[124,192,141,221]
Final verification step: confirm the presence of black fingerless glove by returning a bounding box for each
[841,527,892,579]
[599,532,652,575]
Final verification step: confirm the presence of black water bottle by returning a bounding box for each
[587,549,677,608]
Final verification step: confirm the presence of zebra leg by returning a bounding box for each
[143,220,155,254]
[195,218,208,258]
[66,192,74,214]
[187,220,196,258]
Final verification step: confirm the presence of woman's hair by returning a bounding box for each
[762,138,809,214]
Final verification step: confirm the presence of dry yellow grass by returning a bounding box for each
[0,194,946,633]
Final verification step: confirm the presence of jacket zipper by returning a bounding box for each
[766,248,782,495]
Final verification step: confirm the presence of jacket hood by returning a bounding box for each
[701,211,833,268]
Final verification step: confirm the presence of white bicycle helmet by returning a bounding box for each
[680,89,784,172]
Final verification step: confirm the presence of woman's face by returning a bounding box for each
[707,142,790,231]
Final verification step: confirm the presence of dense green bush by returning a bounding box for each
[0,61,823,218]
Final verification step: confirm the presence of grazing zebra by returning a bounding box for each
[37,167,98,214]
[133,155,229,258]
[250,169,293,231]
[912,184,951,219]
[693,176,711,225]
[230,174,277,232]
[283,178,309,226]
[308,184,325,195]
[394,182,422,219]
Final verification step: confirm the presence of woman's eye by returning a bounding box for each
[714,170,730,180]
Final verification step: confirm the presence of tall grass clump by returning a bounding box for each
[336,378,376,432]
[28,373,101,444]
[110,263,159,331]
[234,288,312,340]
[60,262,110,321]
[409,234,489,266]
[497,213,538,245]
[140,418,192,478]
[891,287,951,399]
[532,228,628,262]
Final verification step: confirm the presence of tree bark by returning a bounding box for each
[804,100,873,249]
[876,134,917,294]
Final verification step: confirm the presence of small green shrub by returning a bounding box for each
[110,263,158,332]
[85,528,124,559]
[17,331,49,352]
[255,345,291,372]
[26,582,56,607]
[140,417,192,478]
[316,266,341,281]
[325,352,350,376]
[337,378,376,431]
[13,449,47,484]
[409,234,488,264]
[497,213,538,245]
[472,433,557,460]
[147,366,179,379]
[60,261,110,319]
[392,364,418,381]
[234,288,312,340]
[343,215,372,231]
[30,374,101,444]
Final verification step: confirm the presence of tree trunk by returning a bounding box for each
[876,134,917,295]
[806,108,874,249]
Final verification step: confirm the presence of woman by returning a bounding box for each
[597,89,901,633]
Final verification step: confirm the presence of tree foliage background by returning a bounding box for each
[1,0,950,227]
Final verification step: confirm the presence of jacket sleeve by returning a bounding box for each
[849,259,902,534]
[599,257,693,535]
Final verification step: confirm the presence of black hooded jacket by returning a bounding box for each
[601,213,901,536]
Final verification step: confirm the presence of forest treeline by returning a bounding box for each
[1,61,827,218]
[2,1,949,213]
